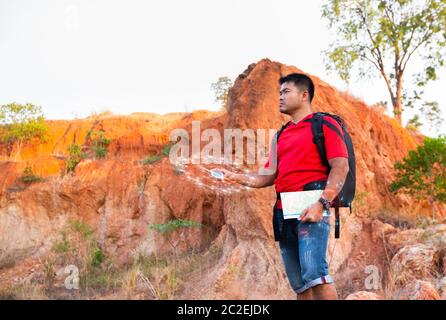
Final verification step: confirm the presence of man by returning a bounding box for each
[215,73,349,300]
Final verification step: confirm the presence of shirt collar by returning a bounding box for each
[290,113,314,126]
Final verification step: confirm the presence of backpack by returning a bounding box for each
[276,112,356,238]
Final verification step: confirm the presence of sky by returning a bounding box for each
[0,0,445,136]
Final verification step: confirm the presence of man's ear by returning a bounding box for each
[302,90,310,102]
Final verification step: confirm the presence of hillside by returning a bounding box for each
[0,58,444,300]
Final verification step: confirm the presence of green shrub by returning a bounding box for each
[390,136,446,218]
[87,130,111,159]
[141,142,176,165]
[0,103,48,158]
[142,154,164,164]
[20,166,43,183]
[90,249,105,267]
[65,143,85,173]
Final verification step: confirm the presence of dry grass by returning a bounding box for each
[123,243,224,300]
[0,218,224,300]
[0,283,48,300]
[0,243,223,300]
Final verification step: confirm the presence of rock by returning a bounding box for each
[390,244,439,287]
[345,291,383,300]
[398,280,440,300]
[371,219,397,243]
[443,255,446,276]
[386,229,424,253]
[437,277,446,297]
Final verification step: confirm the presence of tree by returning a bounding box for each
[65,143,85,174]
[322,0,446,127]
[211,76,233,110]
[0,103,48,159]
[390,136,446,218]
[150,219,203,298]
[86,130,111,159]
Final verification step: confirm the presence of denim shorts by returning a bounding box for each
[275,208,333,294]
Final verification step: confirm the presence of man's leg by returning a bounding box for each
[312,283,338,300]
[297,214,336,300]
[296,288,313,300]
[278,221,307,297]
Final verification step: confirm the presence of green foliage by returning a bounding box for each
[326,47,360,81]
[90,249,105,267]
[0,103,48,156]
[142,154,164,165]
[162,143,173,157]
[150,219,203,234]
[141,142,175,165]
[20,166,43,183]
[406,114,422,131]
[70,220,94,239]
[53,231,70,254]
[65,143,85,173]
[322,0,446,126]
[211,76,233,110]
[87,130,111,159]
[52,220,106,272]
[390,136,446,215]
[149,219,204,298]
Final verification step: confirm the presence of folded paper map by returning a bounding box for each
[280,190,328,219]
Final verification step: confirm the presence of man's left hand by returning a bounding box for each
[299,201,324,223]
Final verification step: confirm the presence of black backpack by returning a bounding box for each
[276,112,356,238]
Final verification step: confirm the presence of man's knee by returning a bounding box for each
[296,288,313,300]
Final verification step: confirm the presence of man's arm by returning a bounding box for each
[217,168,278,188]
[321,157,349,202]
[300,157,349,222]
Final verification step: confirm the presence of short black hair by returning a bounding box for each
[279,73,315,103]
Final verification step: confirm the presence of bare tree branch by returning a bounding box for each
[355,5,386,71]
[399,27,416,70]
[402,27,435,73]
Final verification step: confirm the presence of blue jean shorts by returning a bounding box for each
[274,207,333,294]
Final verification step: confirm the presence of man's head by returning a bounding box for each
[279,73,314,115]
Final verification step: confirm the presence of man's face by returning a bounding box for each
[279,82,308,115]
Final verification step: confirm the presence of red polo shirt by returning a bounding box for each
[263,113,348,208]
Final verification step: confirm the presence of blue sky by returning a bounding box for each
[0,0,444,136]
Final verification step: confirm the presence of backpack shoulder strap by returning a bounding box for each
[321,119,345,142]
[304,112,348,164]
[304,112,329,168]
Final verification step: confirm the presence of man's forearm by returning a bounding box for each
[230,173,262,188]
[321,165,349,202]
[226,171,275,188]
[229,173,255,188]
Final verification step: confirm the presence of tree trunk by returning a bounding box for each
[429,196,436,221]
[15,138,23,161]
[429,171,436,220]
[394,75,403,126]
